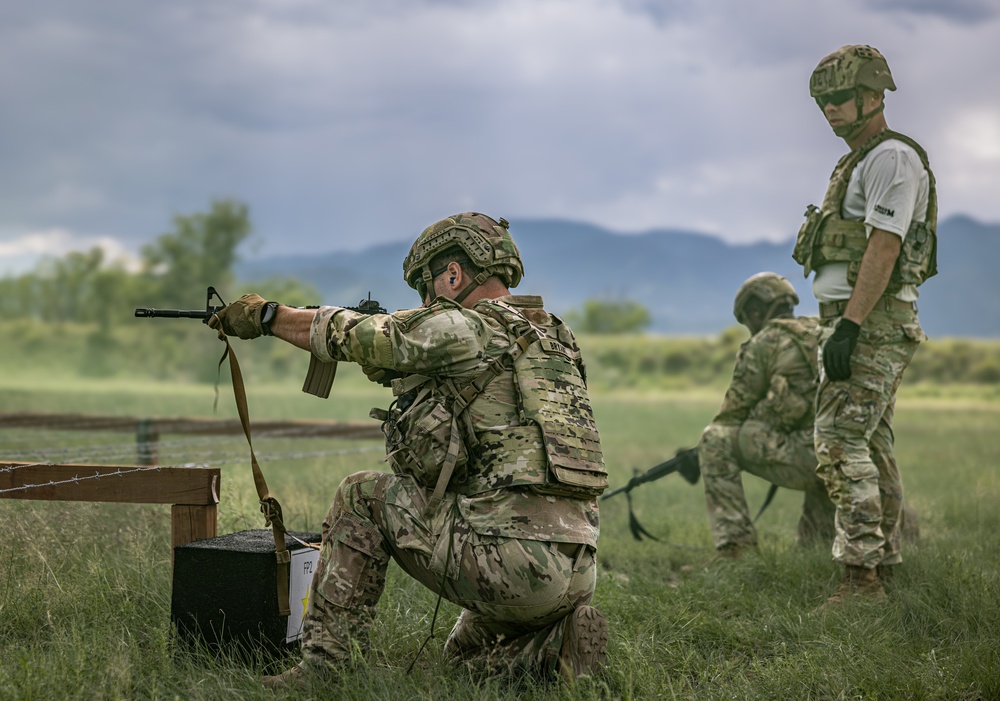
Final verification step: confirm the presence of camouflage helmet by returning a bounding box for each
[403,212,524,300]
[809,45,896,97]
[733,272,799,324]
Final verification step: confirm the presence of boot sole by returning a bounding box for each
[559,605,609,680]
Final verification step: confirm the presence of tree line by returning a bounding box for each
[0,199,317,329]
[2,200,995,387]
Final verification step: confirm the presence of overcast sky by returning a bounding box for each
[1,0,998,274]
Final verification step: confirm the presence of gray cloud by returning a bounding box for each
[0,0,998,274]
[868,0,999,24]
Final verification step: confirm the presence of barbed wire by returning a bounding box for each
[0,415,387,497]
[0,444,385,497]
[0,464,166,497]
[0,431,384,465]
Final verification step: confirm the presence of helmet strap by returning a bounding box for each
[453,270,491,305]
[834,94,884,139]
[420,267,436,302]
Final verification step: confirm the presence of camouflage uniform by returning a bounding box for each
[300,295,601,677]
[794,46,936,571]
[700,316,835,549]
[814,308,922,567]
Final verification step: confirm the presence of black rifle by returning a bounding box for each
[134,286,229,322]
[602,446,779,542]
[135,286,388,398]
[602,447,700,501]
[134,286,387,323]
[601,448,699,541]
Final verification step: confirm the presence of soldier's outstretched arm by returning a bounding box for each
[268,305,315,351]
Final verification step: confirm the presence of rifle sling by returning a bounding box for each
[753,482,780,523]
[213,324,317,618]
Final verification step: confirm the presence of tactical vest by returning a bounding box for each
[792,129,938,293]
[373,300,607,501]
[747,317,821,432]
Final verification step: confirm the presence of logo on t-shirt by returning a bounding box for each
[874,205,895,217]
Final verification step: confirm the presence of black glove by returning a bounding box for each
[822,318,861,381]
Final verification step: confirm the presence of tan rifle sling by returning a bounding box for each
[211,324,319,618]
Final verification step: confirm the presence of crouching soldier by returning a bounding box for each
[210,213,610,687]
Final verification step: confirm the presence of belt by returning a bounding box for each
[819,297,916,319]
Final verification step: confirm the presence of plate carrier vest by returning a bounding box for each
[792,129,938,293]
[372,299,607,508]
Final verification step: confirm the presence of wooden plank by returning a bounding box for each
[0,463,220,505]
[172,504,219,549]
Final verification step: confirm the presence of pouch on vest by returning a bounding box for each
[513,326,608,499]
[792,204,826,276]
[375,378,469,491]
[751,374,813,432]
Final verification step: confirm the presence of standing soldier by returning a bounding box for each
[793,45,936,605]
[210,213,609,686]
[699,273,835,556]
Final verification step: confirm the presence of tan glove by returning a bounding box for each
[360,364,400,387]
[208,293,267,340]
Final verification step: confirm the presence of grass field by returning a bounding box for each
[2,365,999,700]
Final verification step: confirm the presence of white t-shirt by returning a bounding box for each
[812,138,930,303]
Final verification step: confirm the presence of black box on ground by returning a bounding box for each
[171,529,322,657]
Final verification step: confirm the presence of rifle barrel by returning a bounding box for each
[134,308,209,319]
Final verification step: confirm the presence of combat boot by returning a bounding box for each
[557,605,609,681]
[261,662,331,691]
[813,565,887,614]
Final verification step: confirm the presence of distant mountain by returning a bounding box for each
[236,215,999,338]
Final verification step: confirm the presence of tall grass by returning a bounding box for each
[1,369,999,699]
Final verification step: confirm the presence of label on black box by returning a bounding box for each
[285,547,321,643]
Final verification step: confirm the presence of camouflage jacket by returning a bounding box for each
[713,317,821,432]
[309,294,600,546]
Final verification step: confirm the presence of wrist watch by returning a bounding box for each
[260,301,280,336]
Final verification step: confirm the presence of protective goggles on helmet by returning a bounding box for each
[814,88,857,109]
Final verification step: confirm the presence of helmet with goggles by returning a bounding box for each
[810,45,896,137]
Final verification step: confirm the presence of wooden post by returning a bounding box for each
[136,418,159,466]
[172,504,219,549]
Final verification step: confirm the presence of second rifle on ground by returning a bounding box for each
[603,447,778,542]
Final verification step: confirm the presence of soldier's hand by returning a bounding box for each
[208,293,268,340]
[822,318,861,381]
[360,364,401,387]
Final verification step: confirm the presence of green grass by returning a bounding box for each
[2,370,999,700]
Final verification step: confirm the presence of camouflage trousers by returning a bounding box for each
[300,470,597,677]
[700,419,835,550]
[815,305,924,568]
